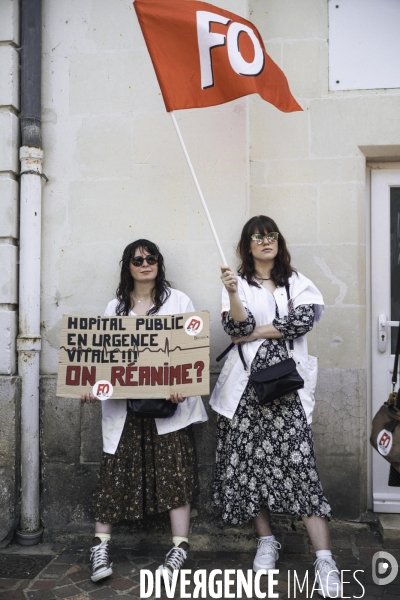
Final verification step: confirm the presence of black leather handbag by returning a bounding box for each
[239,344,304,405]
[127,398,177,419]
[238,284,304,406]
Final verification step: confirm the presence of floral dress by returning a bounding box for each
[212,304,332,526]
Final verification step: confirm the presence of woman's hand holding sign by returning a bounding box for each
[80,392,100,403]
[167,392,186,404]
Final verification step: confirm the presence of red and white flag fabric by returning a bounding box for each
[134,0,302,113]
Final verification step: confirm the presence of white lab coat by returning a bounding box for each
[209,272,324,424]
[101,288,208,454]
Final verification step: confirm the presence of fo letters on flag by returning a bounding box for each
[134,0,301,113]
[197,11,265,88]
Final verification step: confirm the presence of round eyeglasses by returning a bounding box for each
[251,233,279,245]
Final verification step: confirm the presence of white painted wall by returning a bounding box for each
[0,0,19,375]
[40,0,249,375]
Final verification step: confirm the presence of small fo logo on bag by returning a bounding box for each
[377,429,393,456]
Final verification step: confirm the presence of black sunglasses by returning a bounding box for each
[130,254,158,267]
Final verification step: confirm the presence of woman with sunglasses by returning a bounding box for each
[210,216,341,598]
[81,239,208,583]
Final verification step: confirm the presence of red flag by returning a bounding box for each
[134,0,302,113]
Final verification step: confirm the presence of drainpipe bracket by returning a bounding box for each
[20,146,44,162]
[17,336,42,353]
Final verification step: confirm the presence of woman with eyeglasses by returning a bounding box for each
[210,216,341,598]
[81,239,208,584]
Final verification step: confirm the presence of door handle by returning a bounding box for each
[378,314,400,352]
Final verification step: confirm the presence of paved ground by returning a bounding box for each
[0,524,399,599]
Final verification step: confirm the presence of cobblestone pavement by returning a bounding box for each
[0,525,399,599]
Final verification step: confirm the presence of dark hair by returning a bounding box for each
[237,215,296,288]
[115,239,171,316]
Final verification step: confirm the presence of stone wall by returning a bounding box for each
[0,0,20,543]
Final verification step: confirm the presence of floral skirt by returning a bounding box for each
[212,385,332,526]
[93,414,199,523]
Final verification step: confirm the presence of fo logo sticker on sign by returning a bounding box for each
[184,316,203,336]
[93,380,114,401]
[377,429,393,456]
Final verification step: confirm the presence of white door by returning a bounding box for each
[371,168,400,513]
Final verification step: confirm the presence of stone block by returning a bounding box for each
[41,462,99,529]
[0,375,21,541]
[264,157,366,186]
[40,377,81,464]
[0,0,19,44]
[290,244,366,307]
[193,380,218,468]
[80,401,103,463]
[319,183,366,244]
[250,0,328,42]
[310,306,366,370]
[251,185,318,244]
[283,39,328,99]
[250,101,309,159]
[310,95,400,158]
[75,116,133,178]
[0,244,18,303]
[0,310,17,375]
[312,368,367,519]
[0,46,19,109]
[195,464,221,522]
[250,161,266,187]
[0,177,18,238]
[69,50,163,116]
[0,112,19,173]
[378,514,400,541]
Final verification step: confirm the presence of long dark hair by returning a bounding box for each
[115,239,171,316]
[237,215,296,288]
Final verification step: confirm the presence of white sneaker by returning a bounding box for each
[253,537,281,573]
[90,537,113,582]
[157,542,189,582]
[314,556,343,598]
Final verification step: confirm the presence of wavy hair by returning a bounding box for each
[237,215,296,288]
[115,239,171,316]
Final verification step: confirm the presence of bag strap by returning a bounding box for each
[392,325,400,408]
[393,325,400,388]
[238,342,248,373]
[284,284,294,354]
[237,282,294,373]
[216,342,234,363]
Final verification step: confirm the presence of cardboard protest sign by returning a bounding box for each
[57,311,209,399]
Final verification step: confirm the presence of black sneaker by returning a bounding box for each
[157,542,189,582]
[90,537,113,582]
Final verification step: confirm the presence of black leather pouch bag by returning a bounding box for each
[244,350,304,405]
[127,399,177,419]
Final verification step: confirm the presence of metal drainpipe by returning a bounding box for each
[16,0,44,546]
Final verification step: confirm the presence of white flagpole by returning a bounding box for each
[170,112,228,266]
